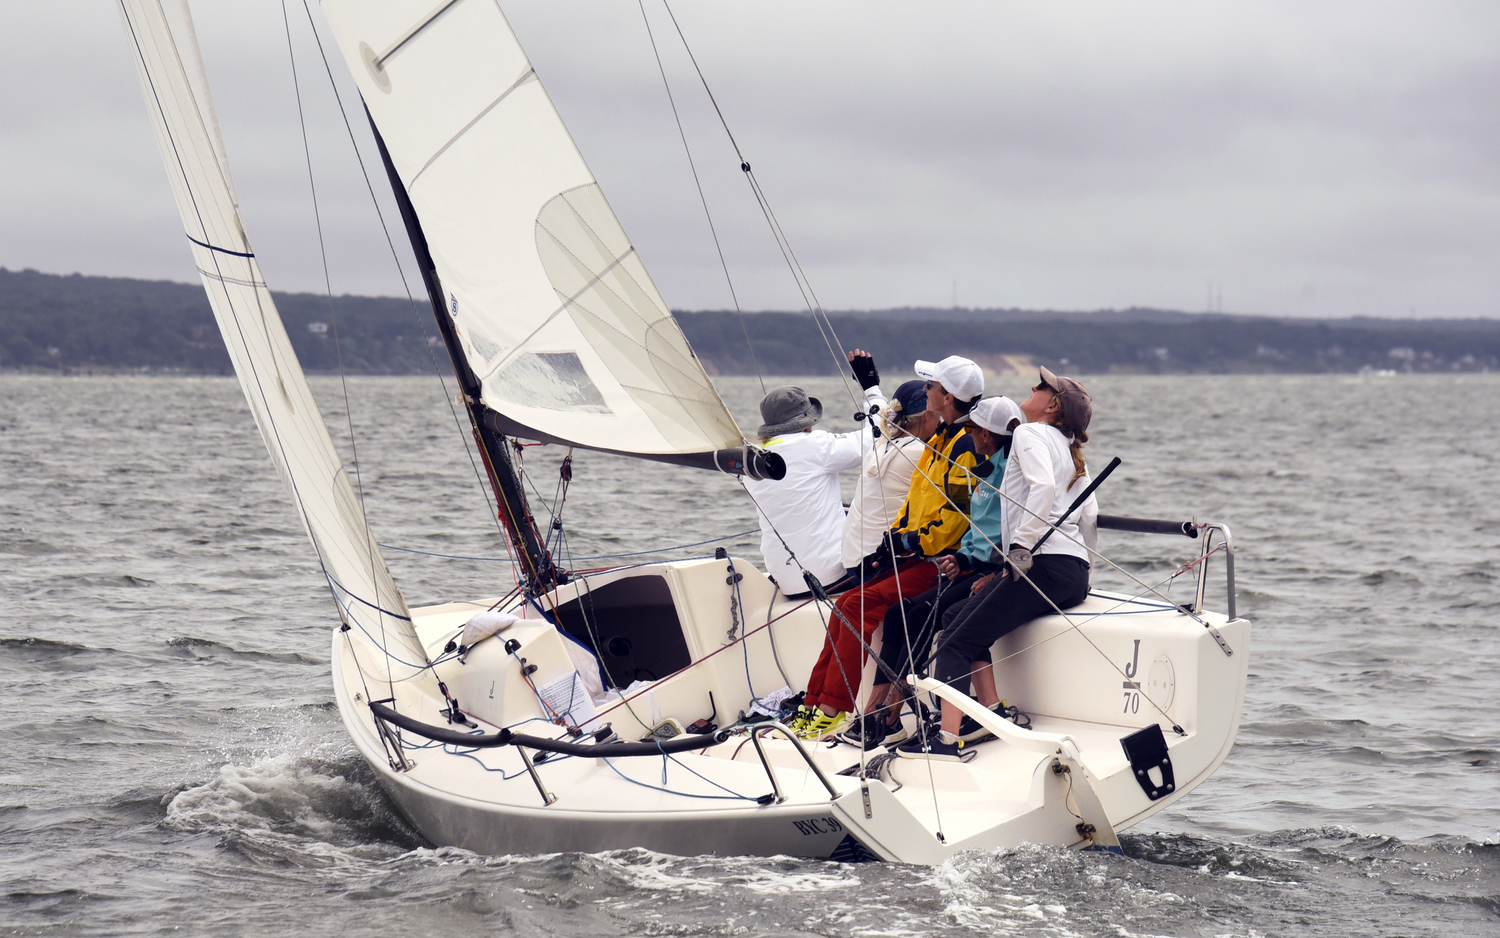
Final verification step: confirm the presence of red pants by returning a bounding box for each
[804,561,940,713]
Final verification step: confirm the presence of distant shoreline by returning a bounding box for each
[4,267,1496,376]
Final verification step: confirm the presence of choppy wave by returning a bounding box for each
[6,374,1500,936]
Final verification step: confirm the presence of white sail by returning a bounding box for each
[319,0,744,457]
[117,0,428,682]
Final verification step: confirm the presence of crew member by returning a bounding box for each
[744,385,871,595]
[788,355,985,740]
[840,395,1023,750]
[899,367,1097,761]
[837,352,930,584]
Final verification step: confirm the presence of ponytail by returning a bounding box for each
[1068,430,1089,486]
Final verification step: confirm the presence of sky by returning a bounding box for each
[3,1,1498,319]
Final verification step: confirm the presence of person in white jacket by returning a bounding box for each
[898,367,1098,761]
[744,385,871,595]
[837,366,932,581]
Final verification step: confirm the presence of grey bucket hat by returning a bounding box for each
[757,386,823,437]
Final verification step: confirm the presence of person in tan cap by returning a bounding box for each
[898,366,1097,761]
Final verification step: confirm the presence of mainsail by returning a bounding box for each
[319,0,745,458]
[117,0,428,681]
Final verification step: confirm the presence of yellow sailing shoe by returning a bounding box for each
[782,705,814,735]
[797,709,851,740]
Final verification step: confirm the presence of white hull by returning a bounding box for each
[117,0,1248,866]
[333,556,1249,863]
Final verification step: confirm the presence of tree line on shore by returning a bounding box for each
[3,267,1496,376]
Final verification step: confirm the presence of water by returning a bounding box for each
[3,371,1498,936]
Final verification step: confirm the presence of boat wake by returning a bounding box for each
[164,712,424,866]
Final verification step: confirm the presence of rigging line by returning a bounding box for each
[281,0,396,698]
[661,1,744,162]
[886,424,1215,630]
[601,757,754,802]
[295,0,507,548]
[586,596,814,725]
[763,591,793,689]
[746,168,855,386]
[982,576,1192,674]
[959,555,1182,732]
[737,160,853,402]
[659,745,758,801]
[852,430,1191,727]
[873,504,944,833]
[555,551,655,732]
[323,570,411,621]
[541,450,570,560]
[741,169,856,405]
[658,1,858,408]
[376,528,757,562]
[637,0,763,393]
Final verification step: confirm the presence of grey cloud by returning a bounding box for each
[3,1,1497,318]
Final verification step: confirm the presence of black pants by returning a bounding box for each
[933,554,1091,688]
[872,572,986,688]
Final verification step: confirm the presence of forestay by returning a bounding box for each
[117,0,428,681]
[319,0,744,457]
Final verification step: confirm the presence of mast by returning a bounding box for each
[369,118,557,594]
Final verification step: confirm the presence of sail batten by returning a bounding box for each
[321,0,744,457]
[119,0,428,682]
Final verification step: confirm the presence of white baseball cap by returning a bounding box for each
[913,355,984,402]
[970,396,1025,435]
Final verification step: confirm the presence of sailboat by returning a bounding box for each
[118,0,1250,862]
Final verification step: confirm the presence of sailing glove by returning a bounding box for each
[1006,546,1033,576]
[849,353,880,391]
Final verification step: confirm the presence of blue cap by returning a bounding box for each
[891,380,927,420]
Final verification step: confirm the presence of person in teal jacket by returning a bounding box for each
[839,395,1025,749]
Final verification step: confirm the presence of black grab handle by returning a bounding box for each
[370,701,730,757]
[1097,515,1198,538]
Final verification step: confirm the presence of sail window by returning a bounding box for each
[550,576,691,688]
[533,184,731,446]
[490,351,611,414]
[468,329,503,363]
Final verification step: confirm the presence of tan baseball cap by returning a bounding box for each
[1038,366,1092,434]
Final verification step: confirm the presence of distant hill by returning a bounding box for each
[0,267,440,374]
[677,309,1500,375]
[3,267,1497,376]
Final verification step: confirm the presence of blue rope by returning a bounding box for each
[600,756,756,802]
[659,744,758,801]
[377,529,757,564]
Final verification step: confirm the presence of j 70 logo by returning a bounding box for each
[1122,639,1141,714]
